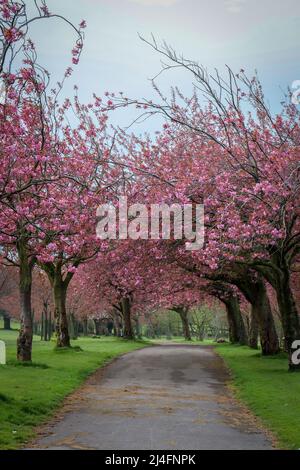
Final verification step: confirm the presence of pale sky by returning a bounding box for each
[26,0,300,132]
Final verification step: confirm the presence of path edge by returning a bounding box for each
[213,345,280,450]
[24,342,153,449]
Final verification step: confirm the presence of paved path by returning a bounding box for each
[31,345,273,450]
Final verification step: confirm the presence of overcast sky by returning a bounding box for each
[27,0,300,132]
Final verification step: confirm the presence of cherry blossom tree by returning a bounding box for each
[0,0,86,360]
[112,43,300,368]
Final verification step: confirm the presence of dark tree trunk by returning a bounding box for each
[175,307,192,340]
[94,318,102,336]
[102,324,109,335]
[276,272,300,370]
[121,297,134,339]
[206,282,247,344]
[44,311,48,341]
[133,316,141,338]
[254,256,300,369]
[42,262,75,348]
[112,309,122,337]
[3,314,11,330]
[249,310,259,349]
[48,310,52,340]
[53,279,70,348]
[68,312,78,340]
[207,269,279,355]
[225,301,239,343]
[17,239,34,362]
[41,310,44,341]
[250,280,279,355]
[229,273,279,355]
[107,320,114,335]
[224,295,248,345]
[82,317,88,336]
[41,301,49,341]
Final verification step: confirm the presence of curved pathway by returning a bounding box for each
[31,344,273,450]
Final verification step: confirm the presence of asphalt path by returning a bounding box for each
[30,344,273,450]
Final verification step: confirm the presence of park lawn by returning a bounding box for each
[0,328,148,449]
[215,343,300,450]
[149,337,215,345]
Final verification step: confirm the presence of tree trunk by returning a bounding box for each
[208,270,279,355]
[3,313,11,330]
[94,318,102,336]
[250,280,279,355]
[133,315,141,338]
[121,297,134,339]
[17,239,34,361]
[42,262,75,348]
[68,312,78,340]
[176,307,192,341]
[42,301,49,341]
[82,317,88,336]
[230,273,279,355]
[224,295,247,345]
[226,301,239,343]
[206,282,247,345]
[107,320,114,335]
[276,273,300,370]
[249,309,259,349]
[44,310,48,341]
[48,310,52,340]
[112,310,121,337]
[41,310,44,341]
[254,256,300,368]
[53,279,70,348]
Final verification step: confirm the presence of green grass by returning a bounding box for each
[149,336,216,345]
[215,343,300,450]
[0,319,20,330]
[0,328,148,449]
[2,328,299,450]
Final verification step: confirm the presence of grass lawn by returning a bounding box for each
[1,328,299,451]
[0,328,148,449]
[149,336,215,345]
[215,343,300,450]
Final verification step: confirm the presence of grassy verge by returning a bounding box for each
[149,337,215,345]
[0,328,148,449]
[215,343,300,450]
